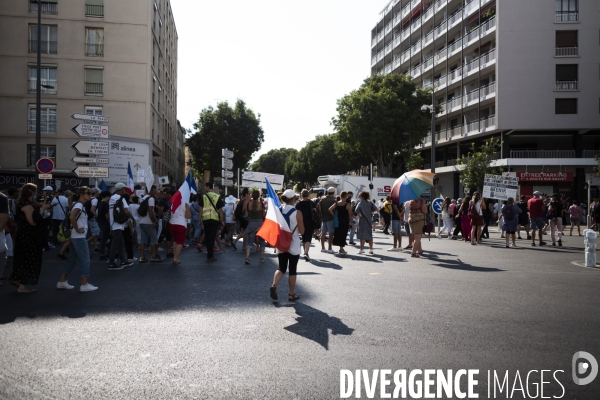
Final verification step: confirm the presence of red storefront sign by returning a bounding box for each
[516,172,573,182]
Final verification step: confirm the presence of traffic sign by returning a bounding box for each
[222,170,234,179]
[71,113,109,123]
[39,174,52,179]
[222,148,234,159]
[71,123,109,139]
[222,158,233,170]
[222,179,234,187]
[432,198,444,214]
[71,156,109,164]
[71,141,109,155]
[214,177,223,182]
[72,166,109,178]
[36,157,55,174]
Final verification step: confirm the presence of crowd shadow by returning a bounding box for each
[430,258,504,272]
[275,302,355,350]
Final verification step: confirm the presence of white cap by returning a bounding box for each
[327,187,335,193]
[533,191,541,196]
[43,186,53,191]
[283,189,297,198]
[114,182,127,190]
[225,195,237,203]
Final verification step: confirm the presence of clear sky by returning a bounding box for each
[170,0,386,161]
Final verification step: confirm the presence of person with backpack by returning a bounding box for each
[121,193,137,263]
[85,188,101,253]
[501,197,520,248]
[108,183,134,270]
[199,182,225,263]
[56,187,98,292]
[96,191,111,261]
[137,187,161,262]
[269,189,305,301]
[157,189,174,259]
[528,191,547,247]
[231,188,250,251]
[469,192,486,245]
[295,189,315,262]
[50,188,68,246]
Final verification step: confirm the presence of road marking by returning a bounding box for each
[571,261,600,270]
[369,273,380,276]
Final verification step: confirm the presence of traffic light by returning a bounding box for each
[433,176,439,185]
[367,166,373,181]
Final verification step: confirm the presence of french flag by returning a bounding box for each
[126,162,135,194]
[186,172,198,194]
[170,172,192,214]
[257,178,293,252]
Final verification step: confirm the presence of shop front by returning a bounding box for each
[516,171,574,199]
[0,171,90,191]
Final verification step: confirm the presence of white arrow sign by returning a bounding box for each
[71,113,109,123]
[72,123,109,139]
[72,166,109,178]
[222,148,234,159]
[221,179,234,187]
[71,140,109,155]
[222,158,233,170]
[222,170,234,178]
[71,156,109,164]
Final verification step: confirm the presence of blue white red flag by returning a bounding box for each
[171,172,192,213]
[126,162,135,194]
[257,178,292,252]
[186,172,198,194]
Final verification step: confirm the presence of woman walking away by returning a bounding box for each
[355,191,378,254]
[451,198,462,240]
[232,188,250,250]
[295,189,315,261]
[270,189,304,301]
[408,197,427,258]
[244,190,266,264]
[470,192,486,245]
[57,187,98,292]
[569,200,582,236]
[549,194,564,247]
[437,197,453,239]
[481,199,493,239]
[457,196,472,242]
[223,195,237,247]
[10,183,52,293]
[501,197,520,248]
[329,191,353,255]
[168,198,191,265]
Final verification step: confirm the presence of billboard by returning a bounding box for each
[105,140,150,185]
[242,171,284,191]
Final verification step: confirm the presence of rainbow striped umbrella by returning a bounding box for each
[390,170,436,203]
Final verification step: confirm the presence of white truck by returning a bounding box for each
[314,175,397,200]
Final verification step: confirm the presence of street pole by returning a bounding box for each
[35,0,42,190]
[237,168,240,198]
[588,180,591,227]
[430,90,436,226]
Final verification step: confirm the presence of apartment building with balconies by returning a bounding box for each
[0,0,183,190]
[371,0,600,200]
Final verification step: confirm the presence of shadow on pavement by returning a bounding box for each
[431,258,505,272]
[310,259,343,270]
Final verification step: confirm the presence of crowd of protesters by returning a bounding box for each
[1,180,596,297]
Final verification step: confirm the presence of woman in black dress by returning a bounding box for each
[295,189,314,261]
[329,191,353,255]
[11,183,52,293]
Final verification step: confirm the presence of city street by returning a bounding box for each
[1,230,600,399]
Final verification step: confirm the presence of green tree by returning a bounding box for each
[331,73,432,177]
[457,138,502,192]
[250,148,298,176]
[187,100,264,180]
[405,152,424,172]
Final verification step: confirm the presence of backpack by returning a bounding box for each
[83,199,93,218]
[504,205,515,221]
[58,203,82,243]
[468,203,479,219]
[138,196,150,217]
[234,201,245,221]
[113,197,129,224]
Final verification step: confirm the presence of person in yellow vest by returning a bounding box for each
[199,183,225,262]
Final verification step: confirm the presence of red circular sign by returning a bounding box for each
[36,158,55,174]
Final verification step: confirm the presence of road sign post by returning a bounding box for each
[72,166,110,178]
[222,148,234,195]
[71,123,109,139]
[71,141,109,155]
[71,113,109,123]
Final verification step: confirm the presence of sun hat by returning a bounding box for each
[225,195,237,204]
[114,183,127,190]
[283,189,297,199]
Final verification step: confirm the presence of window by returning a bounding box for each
[84,67,103,95]
[85,28,104,57]
[556,30,578,56]
[556,64,578,89]
[555,0,578,22]
[29,25,57,54]
[555,98,577,114]
[28,66,57,94]
[85,0,104,17]
[29,0,58,14]
[28,104,57,133]
[28,145,56,167]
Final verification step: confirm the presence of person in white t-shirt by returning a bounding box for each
[50,189,69,245]
[138,188,161,262]
[168,199,191,265]
[108,183,133,269]
[56,187,98,292]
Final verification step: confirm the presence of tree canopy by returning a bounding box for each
[187,100,264,180]
[457,137,502,192]
[331,73,432,177]
[250,148,297,176]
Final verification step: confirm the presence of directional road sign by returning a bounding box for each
[222,158,233,170]
[71,123,109,139]
[72,166,109,178]
[214,177,223,182]
[431,198,444,214]
[222,170,234,179]
[71,141,109,155]
[71,156,109,164]
[36,157,55,174]
[71,113,109,123]
[221,179,234,187]
[222,149,234,159]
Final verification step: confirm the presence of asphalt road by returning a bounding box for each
[1,228,600,399]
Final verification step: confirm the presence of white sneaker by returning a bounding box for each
[387,247,398,251]
[357,249,365,254]
[436,234,441,239]
[80,283,98,292]
[327,249,335,254]
[56,281,74,290]
[48,243,56,249]
[127,258,138,263]
[369,250,374,255]
[321,249,327,253]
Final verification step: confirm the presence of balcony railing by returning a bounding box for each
[85,83,103,95]
[480,82,496,97]
[510,150,576,158]
[464,57,479,75]
[555,12,578,23]
[372,37,377,48]
[85,4,104,17]
[481,115,495,129]
[434,21,447,39]
[466,88,479,103]
[29,2,58,14]
[449,38,462,54]
[583,150,600,158]
[85,43,104,57]
[371,55,377,67]
[28,79,57,94]
[401,49,410,64]
[28,40,57,54]
[28,118,57,134]
[555,81,578,90]
[422,56,434,71]
[555,47,578,57]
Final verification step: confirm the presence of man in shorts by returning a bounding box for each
[138,187,161,262]
[387,200,403,251]
[527,191,546,246]
[318,187,336,254]
[517,195,531,240]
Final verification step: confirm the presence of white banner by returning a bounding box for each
[483,174,519,201]
[144,166,154,190]
[242,171,284,191]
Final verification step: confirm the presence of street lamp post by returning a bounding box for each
[35,0,42,189]
[422,90,436,204]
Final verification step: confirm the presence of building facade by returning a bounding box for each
[0,0,184,190]
[371,0,600,200]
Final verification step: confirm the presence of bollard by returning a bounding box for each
[584,230,597,268]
